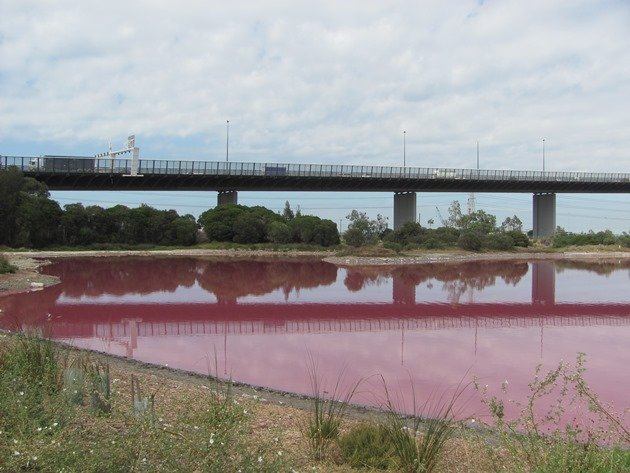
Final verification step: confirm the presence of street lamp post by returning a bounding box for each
[542,138,545,172]
[403,130,406,167]
[226,120,230,162]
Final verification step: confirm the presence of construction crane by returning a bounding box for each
[435,206,447,227]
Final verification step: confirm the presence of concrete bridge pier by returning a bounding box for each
[218,190,238,206]
[394,192,417,230]
[533,193,556,238]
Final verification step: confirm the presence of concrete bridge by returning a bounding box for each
[2,155,630,237]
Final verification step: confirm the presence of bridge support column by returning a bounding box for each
[394,192,417,230]
[532,193,556,238]
[217,190,238,206]
[393,274,416,305]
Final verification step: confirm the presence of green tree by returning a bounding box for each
[501,215,523,232]
[446,201,463,228]
[60,203,90,245]
[198,204,248,242]
[233,213,266,243]
[344,210,388,245]
[282,201,294,220]
[166,215,198,245]
[267,221,293,244]
[0,167,25,245]
[14,195,62,247]
[459,210,496,235]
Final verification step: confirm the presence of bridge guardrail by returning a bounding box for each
[2,155,629,183]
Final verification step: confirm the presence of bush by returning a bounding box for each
[338,423,397,469]
[343,227,366,247]
[232,213,266,243]
[0,255,17,274]
[266,221,292,244]
[485,233,515,250]
[458,231,483,251]
[422,237,445,250]
[382,241,403,253]
[507,230,530,247]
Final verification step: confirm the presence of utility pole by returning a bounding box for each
[542,138,545,172]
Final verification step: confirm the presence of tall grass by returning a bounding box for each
[305,353,363,460]
[380,374,470,473]
[0,334,290,472]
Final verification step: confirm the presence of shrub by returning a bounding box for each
[232,213,266,243]
[485,233,515,250]
[266,221,292,244]
[0,255,17,274]
[343,227,366,247]
[507,230,530,247]
[476,353,630,473]
[458,231,483,251]
[338,422,397,469]
[422,237,445,250]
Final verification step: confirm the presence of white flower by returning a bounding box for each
[258,456,263,463]
[14,451,20,456]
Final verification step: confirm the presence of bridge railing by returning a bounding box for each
[2,155,630,183]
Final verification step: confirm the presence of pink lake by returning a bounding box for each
[1,257,628,429]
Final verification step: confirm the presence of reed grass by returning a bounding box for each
[305,352,364,460]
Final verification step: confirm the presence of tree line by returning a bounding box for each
[2,167,628,250]
[341,202,530,251]
[0,168,340,249]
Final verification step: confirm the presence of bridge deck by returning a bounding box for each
[2,155,629,192]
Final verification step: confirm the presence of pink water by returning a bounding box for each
[1,257,628,429]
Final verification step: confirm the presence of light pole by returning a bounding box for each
[542,138,545,172]
[403,130,406,167]
[476,141,479,170]
[226,120,230,162]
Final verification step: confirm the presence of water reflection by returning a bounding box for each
[0,257,628,423]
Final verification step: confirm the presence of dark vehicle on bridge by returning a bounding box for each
[29,156,96,172]
[264,165,287,176]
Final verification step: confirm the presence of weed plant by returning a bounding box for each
[0,255,17,274]
[305,353,363,460]
[380,376,469,473]
[338,422,398,469]
[476,352,630,473]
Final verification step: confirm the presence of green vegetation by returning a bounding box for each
[0,167,197,248]
[338,423,398,469]
[0,255,17,274]
[0,332,288,472]
[305,355,362,460]
[199,202,340,247]
[476,353,630,473]
[3,167,629,253]
[552,227,630,248]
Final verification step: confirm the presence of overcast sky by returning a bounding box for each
[1,0,629,232]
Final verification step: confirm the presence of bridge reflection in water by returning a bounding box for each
[1,257,628,356]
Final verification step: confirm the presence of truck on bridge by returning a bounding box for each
[29,156,96,173]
